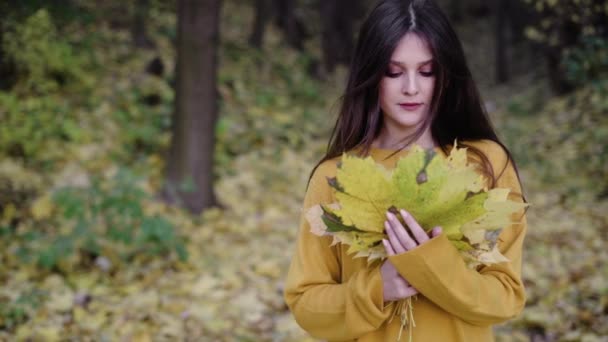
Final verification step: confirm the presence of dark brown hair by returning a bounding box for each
[310,0,525,198]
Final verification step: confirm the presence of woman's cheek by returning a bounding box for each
[422,78,435,98]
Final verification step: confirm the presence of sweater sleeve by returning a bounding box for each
[283,162,392,341]
[387,142,527,326]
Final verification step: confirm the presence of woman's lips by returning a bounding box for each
[398,103,422,111]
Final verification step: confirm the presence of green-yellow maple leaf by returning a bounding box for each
[306,142,529,267]
[330,155,397,232]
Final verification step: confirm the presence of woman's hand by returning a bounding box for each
[380,209,442,303]
[380,257,418,302]
[384,209,442,254]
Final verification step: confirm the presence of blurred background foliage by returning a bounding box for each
[0,0,606,340]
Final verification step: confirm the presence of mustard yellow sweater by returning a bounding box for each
[284,140,527,342]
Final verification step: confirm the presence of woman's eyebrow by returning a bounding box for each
[390,59,433,67]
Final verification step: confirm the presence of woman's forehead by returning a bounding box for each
[390,32,433,66]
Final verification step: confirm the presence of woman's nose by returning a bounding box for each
[402,74,419,95]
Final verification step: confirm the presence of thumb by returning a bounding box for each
[431,226,442,237]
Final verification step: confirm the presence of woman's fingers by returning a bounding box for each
[400,285,418,298]
[396,272,411,287]
[400,209,429,245]
[384,221,407,253]
[386,212,417,250]
[382,239,396,256]
[431,226,443,237]
[381,263,418,301]
[385,210,440,255]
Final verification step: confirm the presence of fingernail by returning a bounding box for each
[400,209,408,217]
[386,212,394,220]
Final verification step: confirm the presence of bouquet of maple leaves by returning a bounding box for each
[305,142,528,341]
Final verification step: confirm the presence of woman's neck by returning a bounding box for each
[372,124,437,150]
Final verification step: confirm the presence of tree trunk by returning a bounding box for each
[249,0,271,48]
[547,14,579,94]
[449,0,463,23]
[0,24,5,88]
[546,47,574,95]
[508,0,530,44]
[467,0,491,18]
[275,0,307,50]
[132,0,154,48]
[319,0,359,73]
[163,0,221,214]
[0,23,16,91]
[495,0,509,83]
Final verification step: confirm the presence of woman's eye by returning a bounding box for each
[385,71,402,78]
[420,70,435,77]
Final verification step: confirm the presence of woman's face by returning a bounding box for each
[379,32,436,135]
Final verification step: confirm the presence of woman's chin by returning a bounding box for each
[390,116,425,130]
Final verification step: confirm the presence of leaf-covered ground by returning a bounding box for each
[1,2,607,341]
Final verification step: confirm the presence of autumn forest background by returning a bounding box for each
[0,0,607,340]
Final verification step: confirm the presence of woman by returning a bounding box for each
[284,0,528,341]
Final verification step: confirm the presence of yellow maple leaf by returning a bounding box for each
[332,154,396,232]
[307,141,530,266]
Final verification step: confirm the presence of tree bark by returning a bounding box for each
[495,0,509,83]
[319,0,360,73]
[546,12,579,94]
[249,0,271,48]
[163,0,221,214]
[0,20,17,91]
[449,0,463,23]
[0,24,6,89]
[275,0,307,50]
[467,0,490,18]
[132,0,154,48]
[508,0,530,44]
